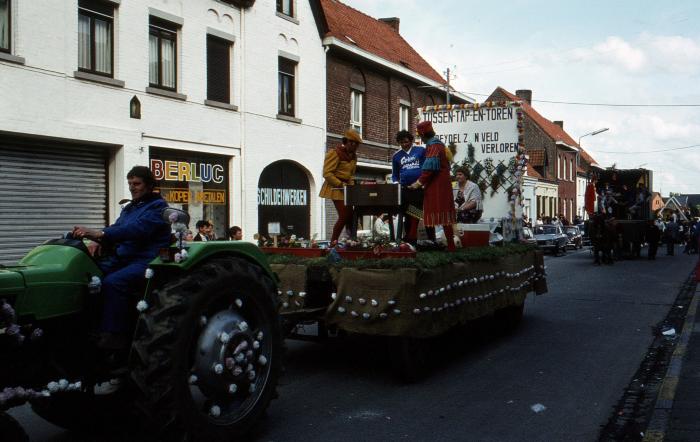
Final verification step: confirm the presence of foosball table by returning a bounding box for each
[344,183,423,241]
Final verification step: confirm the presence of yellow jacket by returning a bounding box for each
[319,148,356,200]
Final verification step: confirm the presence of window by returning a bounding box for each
[206,35,231,104]
[0,0,9,53]
[570,159,574,181]
[399,103,410,131]
[276,0,293,17]
[557,155,561,179]
[78,0,114,76]
[278,57,296,116]
[149,17,178,90]
[350,89,363,135]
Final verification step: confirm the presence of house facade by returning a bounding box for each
[0,0,326,263]
[317,0,469,234]
[488,88,579,223]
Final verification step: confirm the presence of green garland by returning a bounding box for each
[266,243,535,270]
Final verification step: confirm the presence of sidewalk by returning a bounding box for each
[645,282,700,442]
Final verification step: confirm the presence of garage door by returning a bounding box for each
[0,143,108,265]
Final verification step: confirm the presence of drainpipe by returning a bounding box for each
[321,44,330,239]
[240,8,247,238]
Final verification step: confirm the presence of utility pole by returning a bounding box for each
[444,67,451,105]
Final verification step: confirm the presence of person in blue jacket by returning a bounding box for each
[72,166,172,349]
[392,130,426,244]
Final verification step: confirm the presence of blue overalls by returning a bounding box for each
[99,194,171,333]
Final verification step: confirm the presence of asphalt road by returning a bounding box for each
[9,246,698,441]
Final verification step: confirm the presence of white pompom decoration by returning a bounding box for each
[136,300,149,312]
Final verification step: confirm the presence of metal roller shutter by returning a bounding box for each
[0,143,108,265]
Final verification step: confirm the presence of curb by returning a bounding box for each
[642,283,699,442]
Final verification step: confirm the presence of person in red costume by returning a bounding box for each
[408,121,457,251]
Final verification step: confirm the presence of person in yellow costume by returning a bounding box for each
[320,129,361,243]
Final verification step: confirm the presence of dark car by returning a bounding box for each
[533,224,569,255]
[565,225,583,249]
[576,222,591,246]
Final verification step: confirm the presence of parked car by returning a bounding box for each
[576,222,591,246]
[533,224,569,255]
[565,225,583,249]
[520,226,537,246]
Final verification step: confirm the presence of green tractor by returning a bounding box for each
[0,209,283,440]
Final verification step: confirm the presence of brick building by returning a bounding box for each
[0,0,328,262]
[317,0,470,234]
[488,87,580,222]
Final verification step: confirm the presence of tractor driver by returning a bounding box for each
[72,166,172,350]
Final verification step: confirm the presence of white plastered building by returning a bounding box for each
[0,0,326,263]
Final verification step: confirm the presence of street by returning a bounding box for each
[10,247,698,441]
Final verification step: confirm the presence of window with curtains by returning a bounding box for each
[276,0,293,17]
[206,35,231,103]
[350,89,363,135]
[78,0,114,76]
[399,103,410,131]
[0,0,9,53]
[278,57,296,116]
[149,17,178,91]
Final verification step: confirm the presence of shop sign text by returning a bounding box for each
[151,159,225,184]
[257,188,308,206]
[158,188,227,205]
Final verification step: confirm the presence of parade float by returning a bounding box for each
[265,101,548,380]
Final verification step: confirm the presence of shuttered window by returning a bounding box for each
[0,143,108,265]
[206,35,231,104]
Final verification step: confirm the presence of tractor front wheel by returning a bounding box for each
[130,257,282,441]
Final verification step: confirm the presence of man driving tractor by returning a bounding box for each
[72,166,171,350]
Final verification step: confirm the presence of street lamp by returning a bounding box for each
[578,127,609,146]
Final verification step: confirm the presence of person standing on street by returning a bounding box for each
[193,220,211,242]
[228,226,243,241]
[320,129,360,244]
[408,121,456,251]
[665,218,679,256]
[646,219,660,260]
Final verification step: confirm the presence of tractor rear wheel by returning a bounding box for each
[130,257,282,441]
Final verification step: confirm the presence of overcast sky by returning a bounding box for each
[343,0,700,194]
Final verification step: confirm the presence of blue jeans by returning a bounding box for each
[98,256,149,333]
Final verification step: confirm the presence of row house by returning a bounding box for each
[0,0,327,263]
[316,0,470,233]
[488,87,580,223]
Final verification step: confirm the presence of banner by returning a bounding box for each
[417,102,526,221]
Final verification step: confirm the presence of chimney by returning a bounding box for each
[379,17,400,33]
[515,89,532,105]
[553,121,563,129]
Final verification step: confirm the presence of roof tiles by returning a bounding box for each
[319,0,445,83]
[495,87,579,148]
